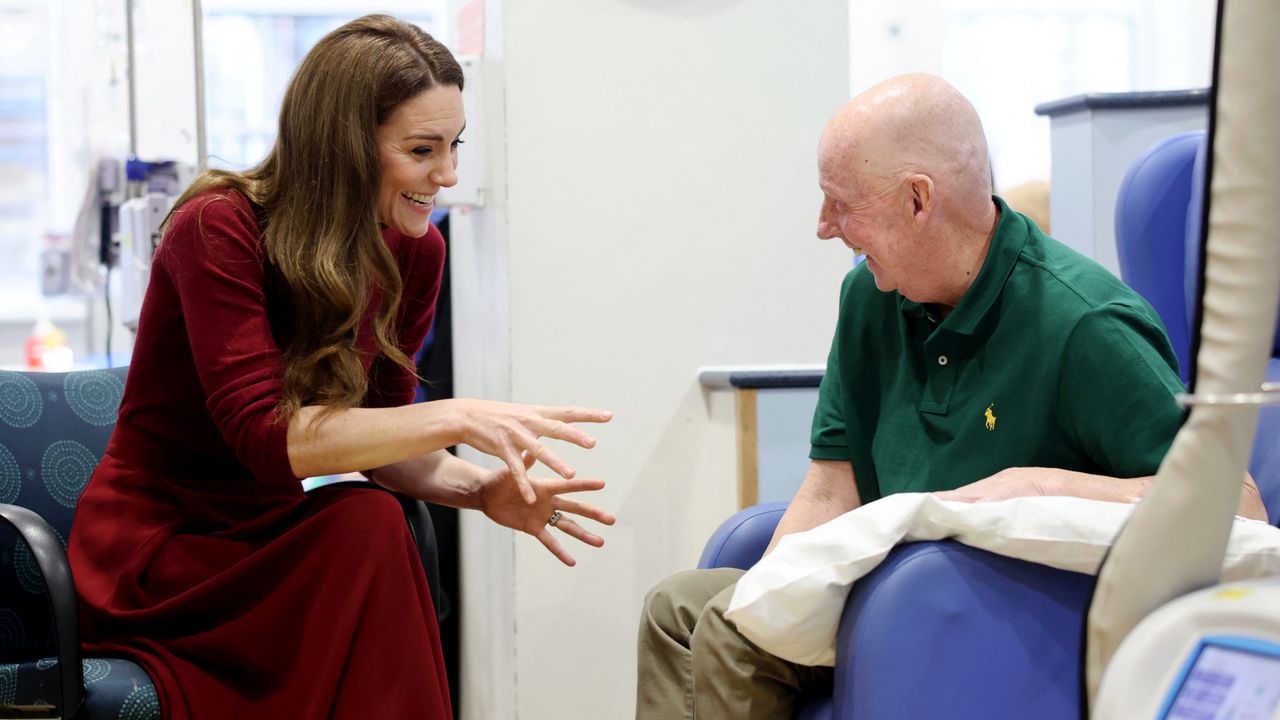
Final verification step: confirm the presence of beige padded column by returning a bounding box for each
[1085,0,1280,706]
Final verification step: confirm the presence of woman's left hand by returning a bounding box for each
[478,454,616,566]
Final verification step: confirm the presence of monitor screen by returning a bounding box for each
[1163,639,1280,719]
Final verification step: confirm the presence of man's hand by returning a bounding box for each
[933,467,1134,504]
[934,467,1053,503]
[935,466,1267,522]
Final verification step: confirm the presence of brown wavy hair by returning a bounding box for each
[166,15,463,419]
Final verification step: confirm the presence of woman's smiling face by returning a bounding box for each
[375,84,465,237]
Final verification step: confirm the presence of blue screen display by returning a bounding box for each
[1163,638,1280,720]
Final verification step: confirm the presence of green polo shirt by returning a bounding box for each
[810,196,1185,504]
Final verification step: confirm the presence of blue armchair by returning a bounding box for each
[698,129,1280,719]
[1117,128,1280,515]
[699,505,1095,719]
[1114,130,1203,384]
[0,368,443,718]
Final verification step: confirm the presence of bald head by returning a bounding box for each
[819,74,992,222]
[815,75,1001,307]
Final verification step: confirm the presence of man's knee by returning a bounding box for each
[688,580,747,659]
[642,568,744,641]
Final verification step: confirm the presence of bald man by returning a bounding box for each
[634,74,1266,719]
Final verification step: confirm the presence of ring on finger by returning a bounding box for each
[547,510,564,527]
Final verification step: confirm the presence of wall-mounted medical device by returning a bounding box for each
[116,193,171,331]
[112,159,191,330]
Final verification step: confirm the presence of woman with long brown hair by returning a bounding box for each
[67,15,613,718]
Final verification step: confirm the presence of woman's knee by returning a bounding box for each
[321,487,410,549]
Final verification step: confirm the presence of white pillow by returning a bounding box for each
[723,493,1280,667]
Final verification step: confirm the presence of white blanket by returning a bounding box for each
[723,493,1280,667]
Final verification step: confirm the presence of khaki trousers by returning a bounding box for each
[636,567,833,719]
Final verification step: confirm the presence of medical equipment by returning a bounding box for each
[116,191,172,331]
[1095,576,1280,718]
[1088,0,1280,716]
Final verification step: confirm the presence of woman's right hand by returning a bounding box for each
[448,399,613,504]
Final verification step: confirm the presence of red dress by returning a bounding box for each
[67,191,452,719]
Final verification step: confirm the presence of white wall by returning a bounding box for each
[848,0,1217,191]
[450,0,851,716]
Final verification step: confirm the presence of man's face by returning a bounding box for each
[815,146,916,296]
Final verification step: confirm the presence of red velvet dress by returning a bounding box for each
[67,191,452,719]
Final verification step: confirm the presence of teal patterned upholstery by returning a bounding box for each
[0,368,160,719]
[0,657,157,719]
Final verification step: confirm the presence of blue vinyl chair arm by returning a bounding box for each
[698,506,1097,719]
[835,540,1093,720]
[697,502,788,570]
[697,502,833,719]
[0,503,84,720]
[1251,360,1280,522]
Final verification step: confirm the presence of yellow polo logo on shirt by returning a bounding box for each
[984,404,996,431]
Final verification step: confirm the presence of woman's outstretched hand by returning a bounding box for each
[478,453,616,566]
[451,399,612,504]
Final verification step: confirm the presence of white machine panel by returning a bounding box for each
[117,192,173,330]
[1095,577,1280,719]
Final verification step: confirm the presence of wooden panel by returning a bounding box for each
[736,387,758,509]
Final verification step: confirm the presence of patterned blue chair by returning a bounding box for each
[0,367,158,719]
[0,367,445,719]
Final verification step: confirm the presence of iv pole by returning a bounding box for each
[192,0,207,173]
